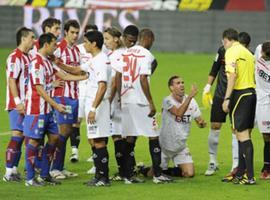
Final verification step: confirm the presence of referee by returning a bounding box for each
[222,28,256,185]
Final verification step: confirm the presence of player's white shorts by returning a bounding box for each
[85,98,111,139]
[78,97,87,119]
[110,98,122,136]
[160,147,193,169]
[121,103,158,137]
[256,103,270,133]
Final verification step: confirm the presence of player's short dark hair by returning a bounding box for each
[84,31,104,49]
[139,28,155,41]
[123,25,139,37]
[262,42,270,60]
[16,27,34,46]
[42,17,61,33]
[168,75,179,87]
[39,33,57,49]
[84,24,98,33]
[222,28,238,41]
[238,32,251,47]
[64,19,80,32]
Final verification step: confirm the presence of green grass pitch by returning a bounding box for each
[0,48,268,199]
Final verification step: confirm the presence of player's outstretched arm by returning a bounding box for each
[56,70,89,82]
[54,58,88,75]
[169,84,198,118]
[140,74,156,117]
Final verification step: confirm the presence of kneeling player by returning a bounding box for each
[138,76,206,178]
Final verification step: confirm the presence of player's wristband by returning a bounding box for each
[14,97,21,105]
[90,107,96,112]
[224,97,230,101]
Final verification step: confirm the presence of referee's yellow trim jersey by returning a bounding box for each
[225,42,255,90]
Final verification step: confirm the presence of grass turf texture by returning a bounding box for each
[0,48,268,199]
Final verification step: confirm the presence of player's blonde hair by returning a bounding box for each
[104,27,123,48]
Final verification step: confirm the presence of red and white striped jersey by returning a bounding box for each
[6,48,31,110]
[53,39,81,99]
[25,52,60,115]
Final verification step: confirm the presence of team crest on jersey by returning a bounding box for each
[35,69,40,77]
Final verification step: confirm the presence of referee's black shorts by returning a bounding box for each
[210,96,228,123]
[229,88,256,132]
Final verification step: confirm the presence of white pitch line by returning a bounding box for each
[0,131,11,136]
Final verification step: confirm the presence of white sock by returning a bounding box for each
[5,167,13,177]
[72,147,78,154]
[231,134,239,171]
[12,166,17,174]
[208,129,220,164]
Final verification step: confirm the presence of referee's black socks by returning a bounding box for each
[241,140,254,180]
